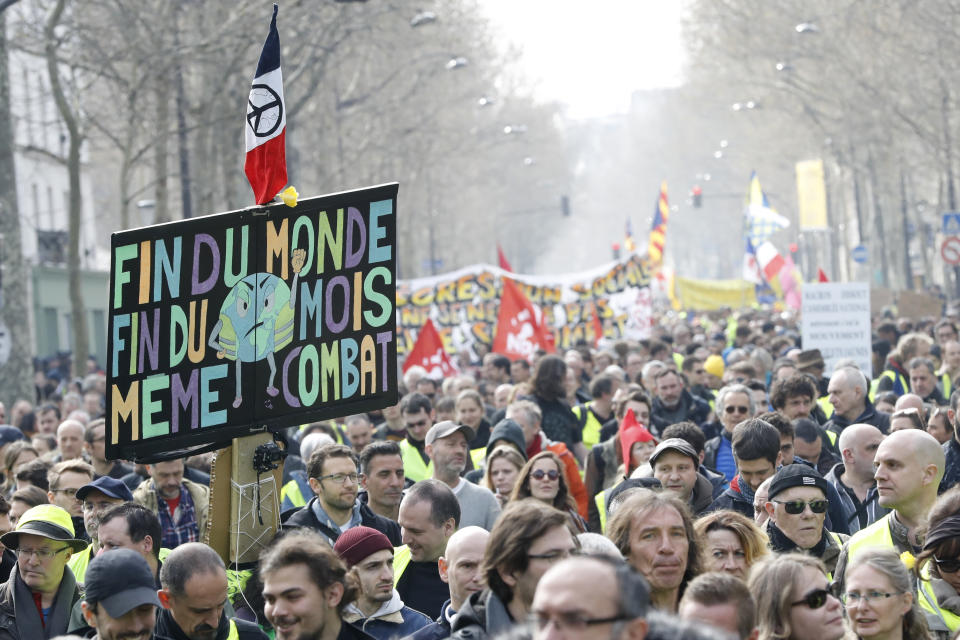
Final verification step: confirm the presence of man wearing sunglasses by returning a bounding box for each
[763,464,847,577]
[703,384,755,485]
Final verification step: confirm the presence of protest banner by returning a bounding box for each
[801,282,871,374]
[395,253,654,359]
[106,183,399,462]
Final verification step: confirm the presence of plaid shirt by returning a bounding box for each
[156,483,199,548]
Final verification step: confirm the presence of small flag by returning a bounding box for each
[591,302,603,346]
[648,182,669,265]
[492,278,554,361]
[742,238,764,284]
[745,171,790,247]
[244,5,288,205]
[403,319,458,379]
[817,268,829,282]
[756,241,786,282]
[624,219,636,252]
[497,244,513,272]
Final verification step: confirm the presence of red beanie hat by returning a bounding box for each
[333,526,393,568]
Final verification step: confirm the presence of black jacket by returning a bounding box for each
[649,390,710,436]
[154,608,267,640]
[706,476,754,518]
[284,497,401,546]
[824,401,891,435]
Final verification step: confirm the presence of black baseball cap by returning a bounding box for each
[84,548,161,617]
[767,464,829,500]
[76,476,134,503]
[649,438,700,470]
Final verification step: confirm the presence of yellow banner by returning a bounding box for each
[796,159,828,229]
[674,277,757,310]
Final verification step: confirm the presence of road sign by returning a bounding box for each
[944,212,960,236]
[850,244,869,264]
[942,236,960,265]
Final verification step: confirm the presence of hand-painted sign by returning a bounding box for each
[107,183,399,462]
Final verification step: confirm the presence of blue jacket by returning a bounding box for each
[403,600,455,640]
[343,591,432,640]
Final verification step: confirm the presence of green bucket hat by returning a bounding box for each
[0,504,88,553]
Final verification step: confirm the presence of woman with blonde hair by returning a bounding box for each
[843,548,931,640]
[510,450,586,532]
[748,553,846,640]
[694,509,768,581]
[482,445,525,508]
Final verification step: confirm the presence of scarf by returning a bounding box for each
[310,499,362,545]
[156,483,199,549]
[932,578,960,615]
[13,563,76,639]
[730,475,756,505]
[766,520,828,557]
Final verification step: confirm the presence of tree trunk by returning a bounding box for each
[0,7,37,409]
[45,0,88,380]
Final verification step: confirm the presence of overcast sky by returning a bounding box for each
[481,0,687,119]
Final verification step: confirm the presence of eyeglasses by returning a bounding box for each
[935,555,960,574]
[19,546,70,560]
[318,473,359,485]
[840,591,904,607]
[724,405,750,414]
[51,488,81,500]
[791,584,838,609]
[529,611,626,631]
[528,548,578,562]
[773,499,828,515]
[530,469,559,481]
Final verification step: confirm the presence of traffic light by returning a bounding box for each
[691,185,702,208]
[561,195,570,217]
[611,242,621,260]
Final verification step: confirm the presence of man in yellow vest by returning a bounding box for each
[399,394,436,483]
[762,464,847,577]
[571,375,616,451]
[156,542,267,640]
[79,548,160,640]
[833,429,945,591]
[68,476,134,583]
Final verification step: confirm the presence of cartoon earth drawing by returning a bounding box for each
[208,248,305,408]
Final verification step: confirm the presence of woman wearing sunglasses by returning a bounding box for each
[914,486,960,636]
[510,451,587,532]
[843,548,932,640]
[749,553,848,640]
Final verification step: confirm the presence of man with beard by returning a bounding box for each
[156,542,266,640]
[333,526,431,639]
[358,441,406,522]
[285,444,400,546]
[649,370,710,436]
[262,530,373,639]
[132,458,208,549]
[80,549,159,640]
[425,422,499,530]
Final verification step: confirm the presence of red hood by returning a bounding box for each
[619,409,656,472]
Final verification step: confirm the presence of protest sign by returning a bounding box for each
[801,282,871,374]
[106,183,399,461]
[395,253,654,359]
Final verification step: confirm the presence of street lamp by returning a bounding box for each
[410,11,437,27]
[795,22,820,34]
[445,56,468,70]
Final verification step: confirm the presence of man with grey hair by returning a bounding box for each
[531,555,649,640]
[56,420,87,463]
[155,542,266,640]
[908,356,948,405]
[703,384,754,483]
[824,366,891,435]
[640,361,667,395]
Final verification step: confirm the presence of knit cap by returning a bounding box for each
[333,526,393,567]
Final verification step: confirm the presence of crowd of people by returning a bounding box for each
[7,309,960,638]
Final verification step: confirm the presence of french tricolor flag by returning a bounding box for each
[244,4,287,205]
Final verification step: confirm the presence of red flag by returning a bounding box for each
[497,244,513,272]
[591,303,603,346]
[403,319,458,378]
[244,5,288,205]
[492,278,553,361]
[817,268,829,282]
